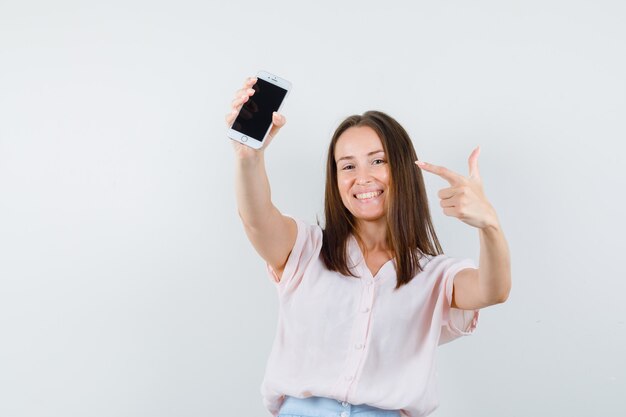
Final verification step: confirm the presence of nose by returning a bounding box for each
[355,167,373,185]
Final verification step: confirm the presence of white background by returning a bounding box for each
[1,0,625,416]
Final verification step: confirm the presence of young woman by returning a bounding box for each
[226,77,511,417]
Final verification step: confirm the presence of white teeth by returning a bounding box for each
[355,191,382,200]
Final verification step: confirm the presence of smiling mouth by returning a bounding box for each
[354,190,383,200]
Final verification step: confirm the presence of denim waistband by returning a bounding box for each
[278,396,401,417]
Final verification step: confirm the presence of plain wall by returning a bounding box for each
[1,0,624,416]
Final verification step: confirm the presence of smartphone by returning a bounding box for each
[228,70,291,149]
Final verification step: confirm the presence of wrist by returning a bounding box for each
[479,218,501,235]
[234,149,265,167]
[479,208,501,233]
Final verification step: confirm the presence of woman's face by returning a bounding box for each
[334,126,390,223]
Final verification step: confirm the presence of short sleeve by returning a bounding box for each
[266,216,323,297]
[438,258,480,345]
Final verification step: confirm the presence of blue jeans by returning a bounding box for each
[278,396,401,417]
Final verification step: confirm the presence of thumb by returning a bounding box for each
[468,146,481,180]
[265,112,286,144]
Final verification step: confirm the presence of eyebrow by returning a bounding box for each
[336,150,385,163]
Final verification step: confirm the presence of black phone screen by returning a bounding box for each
[232,78,288,142]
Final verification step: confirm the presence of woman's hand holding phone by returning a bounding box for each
[226,76,287,159]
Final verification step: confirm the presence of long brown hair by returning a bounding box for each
[321,111,443,289]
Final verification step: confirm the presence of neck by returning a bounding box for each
[355,219,390,253]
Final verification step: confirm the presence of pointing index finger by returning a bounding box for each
[415,160,463,185]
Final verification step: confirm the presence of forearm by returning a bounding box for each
[235,153,275,229]
[477,222,512,304]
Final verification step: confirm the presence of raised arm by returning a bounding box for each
[416,147,511,310]
[226,77,297,279]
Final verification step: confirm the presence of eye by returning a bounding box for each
[341,164,355,170]
[372,158,386,165]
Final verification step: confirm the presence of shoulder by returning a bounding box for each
[421,254,474,270]
[414,254,476,283]
[289,216,323,238]
[268,217,327,292]
[283,216,324,254]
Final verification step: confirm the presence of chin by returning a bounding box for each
[343,204,381,220]
[351,211,386,223]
